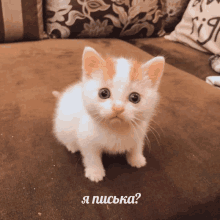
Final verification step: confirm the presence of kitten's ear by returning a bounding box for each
[52,91,60,98]
[142,56,165,86]
[82,47,105,78]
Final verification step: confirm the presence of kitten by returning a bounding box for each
[53,47,165,182]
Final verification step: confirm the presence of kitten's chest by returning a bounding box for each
[99,126,137,154]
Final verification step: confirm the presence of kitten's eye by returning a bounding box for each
[99,88,111,99]
[129,92,140,104]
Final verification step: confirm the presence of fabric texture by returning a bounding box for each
[0,39,220,220]
[209,54,220,73]
[163,0,190,32]
[44,0,166,39]
[0,0,44,43]
[164,0,220,54]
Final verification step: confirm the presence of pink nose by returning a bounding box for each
[112,105,124,114]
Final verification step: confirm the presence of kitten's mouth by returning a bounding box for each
[110,116,123,123]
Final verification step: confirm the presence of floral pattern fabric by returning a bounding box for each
[163,0,190,32]
[165,0,220,54]
[44,0,166,39]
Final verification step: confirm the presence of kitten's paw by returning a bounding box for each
[127,154,147,168]
[65,143,78,154]
[85,167,105,182]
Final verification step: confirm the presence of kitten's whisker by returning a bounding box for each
[133,116,142,123]
[145,134,151,152]
[130,122,142,144]
[132,118,161,148]
[150,119,164,137]
[131,119,151,150]
[148,126,160,146]
[93,115,105,124]
[149,125,161,141]
[131,119,145,135]
[149,125,160,138]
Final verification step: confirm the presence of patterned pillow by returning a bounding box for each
[0,0,44,43]
[163,0,190,32]
[44,0,166,39]
[165,0,220,54]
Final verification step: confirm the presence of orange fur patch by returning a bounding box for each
[147,61,164,84]
[84,51,104,75]
[84,53,116,81]
[102,57,116,81]
[129,60,143,81]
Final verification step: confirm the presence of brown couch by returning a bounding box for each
[0,37,219,220]
[128,37,220,81]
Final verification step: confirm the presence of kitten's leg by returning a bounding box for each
[65,142,78,154]
[126,140,147,168]
[81,147,105,182]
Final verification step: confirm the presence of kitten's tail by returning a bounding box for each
[52,91,60,98]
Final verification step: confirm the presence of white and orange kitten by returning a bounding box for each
[53,47,165,182]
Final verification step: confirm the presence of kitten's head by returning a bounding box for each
[81,46,165,132]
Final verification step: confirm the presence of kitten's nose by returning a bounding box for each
[112,105,124,114]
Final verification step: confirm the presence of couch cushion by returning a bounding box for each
[0,39,219,220]
[165,0,220,54]
[163,0,190,32]
[0,0,44,43]
[128,37,219,80]
[44,0,165,39]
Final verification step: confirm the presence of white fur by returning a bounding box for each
[53,47,164,182]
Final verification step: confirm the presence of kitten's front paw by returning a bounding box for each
[85,167,105,182]
[127,154,147,168]
[65,143,78,154]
